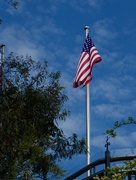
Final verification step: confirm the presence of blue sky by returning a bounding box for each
[1,0,136,178]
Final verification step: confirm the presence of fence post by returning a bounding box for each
[105,137,111,175]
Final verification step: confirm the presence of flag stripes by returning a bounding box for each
[73,34,102,88]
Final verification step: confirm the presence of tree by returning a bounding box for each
[93,117,136,180]
[105,116,136,138]
[0,52,86,179]
[94,159,136,180]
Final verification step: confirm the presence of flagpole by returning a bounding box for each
[84,26,91,176]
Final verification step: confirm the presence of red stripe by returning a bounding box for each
[73,39,102,88]
[76,63,90,83]
[78,52,88,67]
[83,72,92,86]
[75,56,90,80]
[74,52,89,80]
[91,56,102,68]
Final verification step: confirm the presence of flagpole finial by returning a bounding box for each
[84,26,89,30]
[0,44,5,48]
[0,44,5,52]
[84,26,89,37]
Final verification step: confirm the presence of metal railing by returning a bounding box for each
[64,148,136,180]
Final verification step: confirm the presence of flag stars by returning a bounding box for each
[82,34,94,53]
[73,34,102,88]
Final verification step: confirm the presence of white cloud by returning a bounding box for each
[110,131,136,149]
[91,135,106,148]
[92,101,136,121]
[93,19,117,45]
[0,26,46,60]
[92,76,136,103]
[58,113,86,138]
[91,131,136,151]
[88,0,103,9]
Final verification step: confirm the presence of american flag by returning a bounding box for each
[73,34,102,88]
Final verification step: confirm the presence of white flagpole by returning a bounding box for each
[84,26,91,176]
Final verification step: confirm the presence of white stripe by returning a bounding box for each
[78,53,89,70]
[91,54,101,64]
[90,48,101,65]
[76,60,90,80]
[79,68,90,82]
[84,75,92,85]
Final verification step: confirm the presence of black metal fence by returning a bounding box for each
[65,148,136,180]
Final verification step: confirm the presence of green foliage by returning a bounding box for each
[105,116,136,138]
[93,159,136,180]
[97,118,136,180]
[0,53,86,179]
